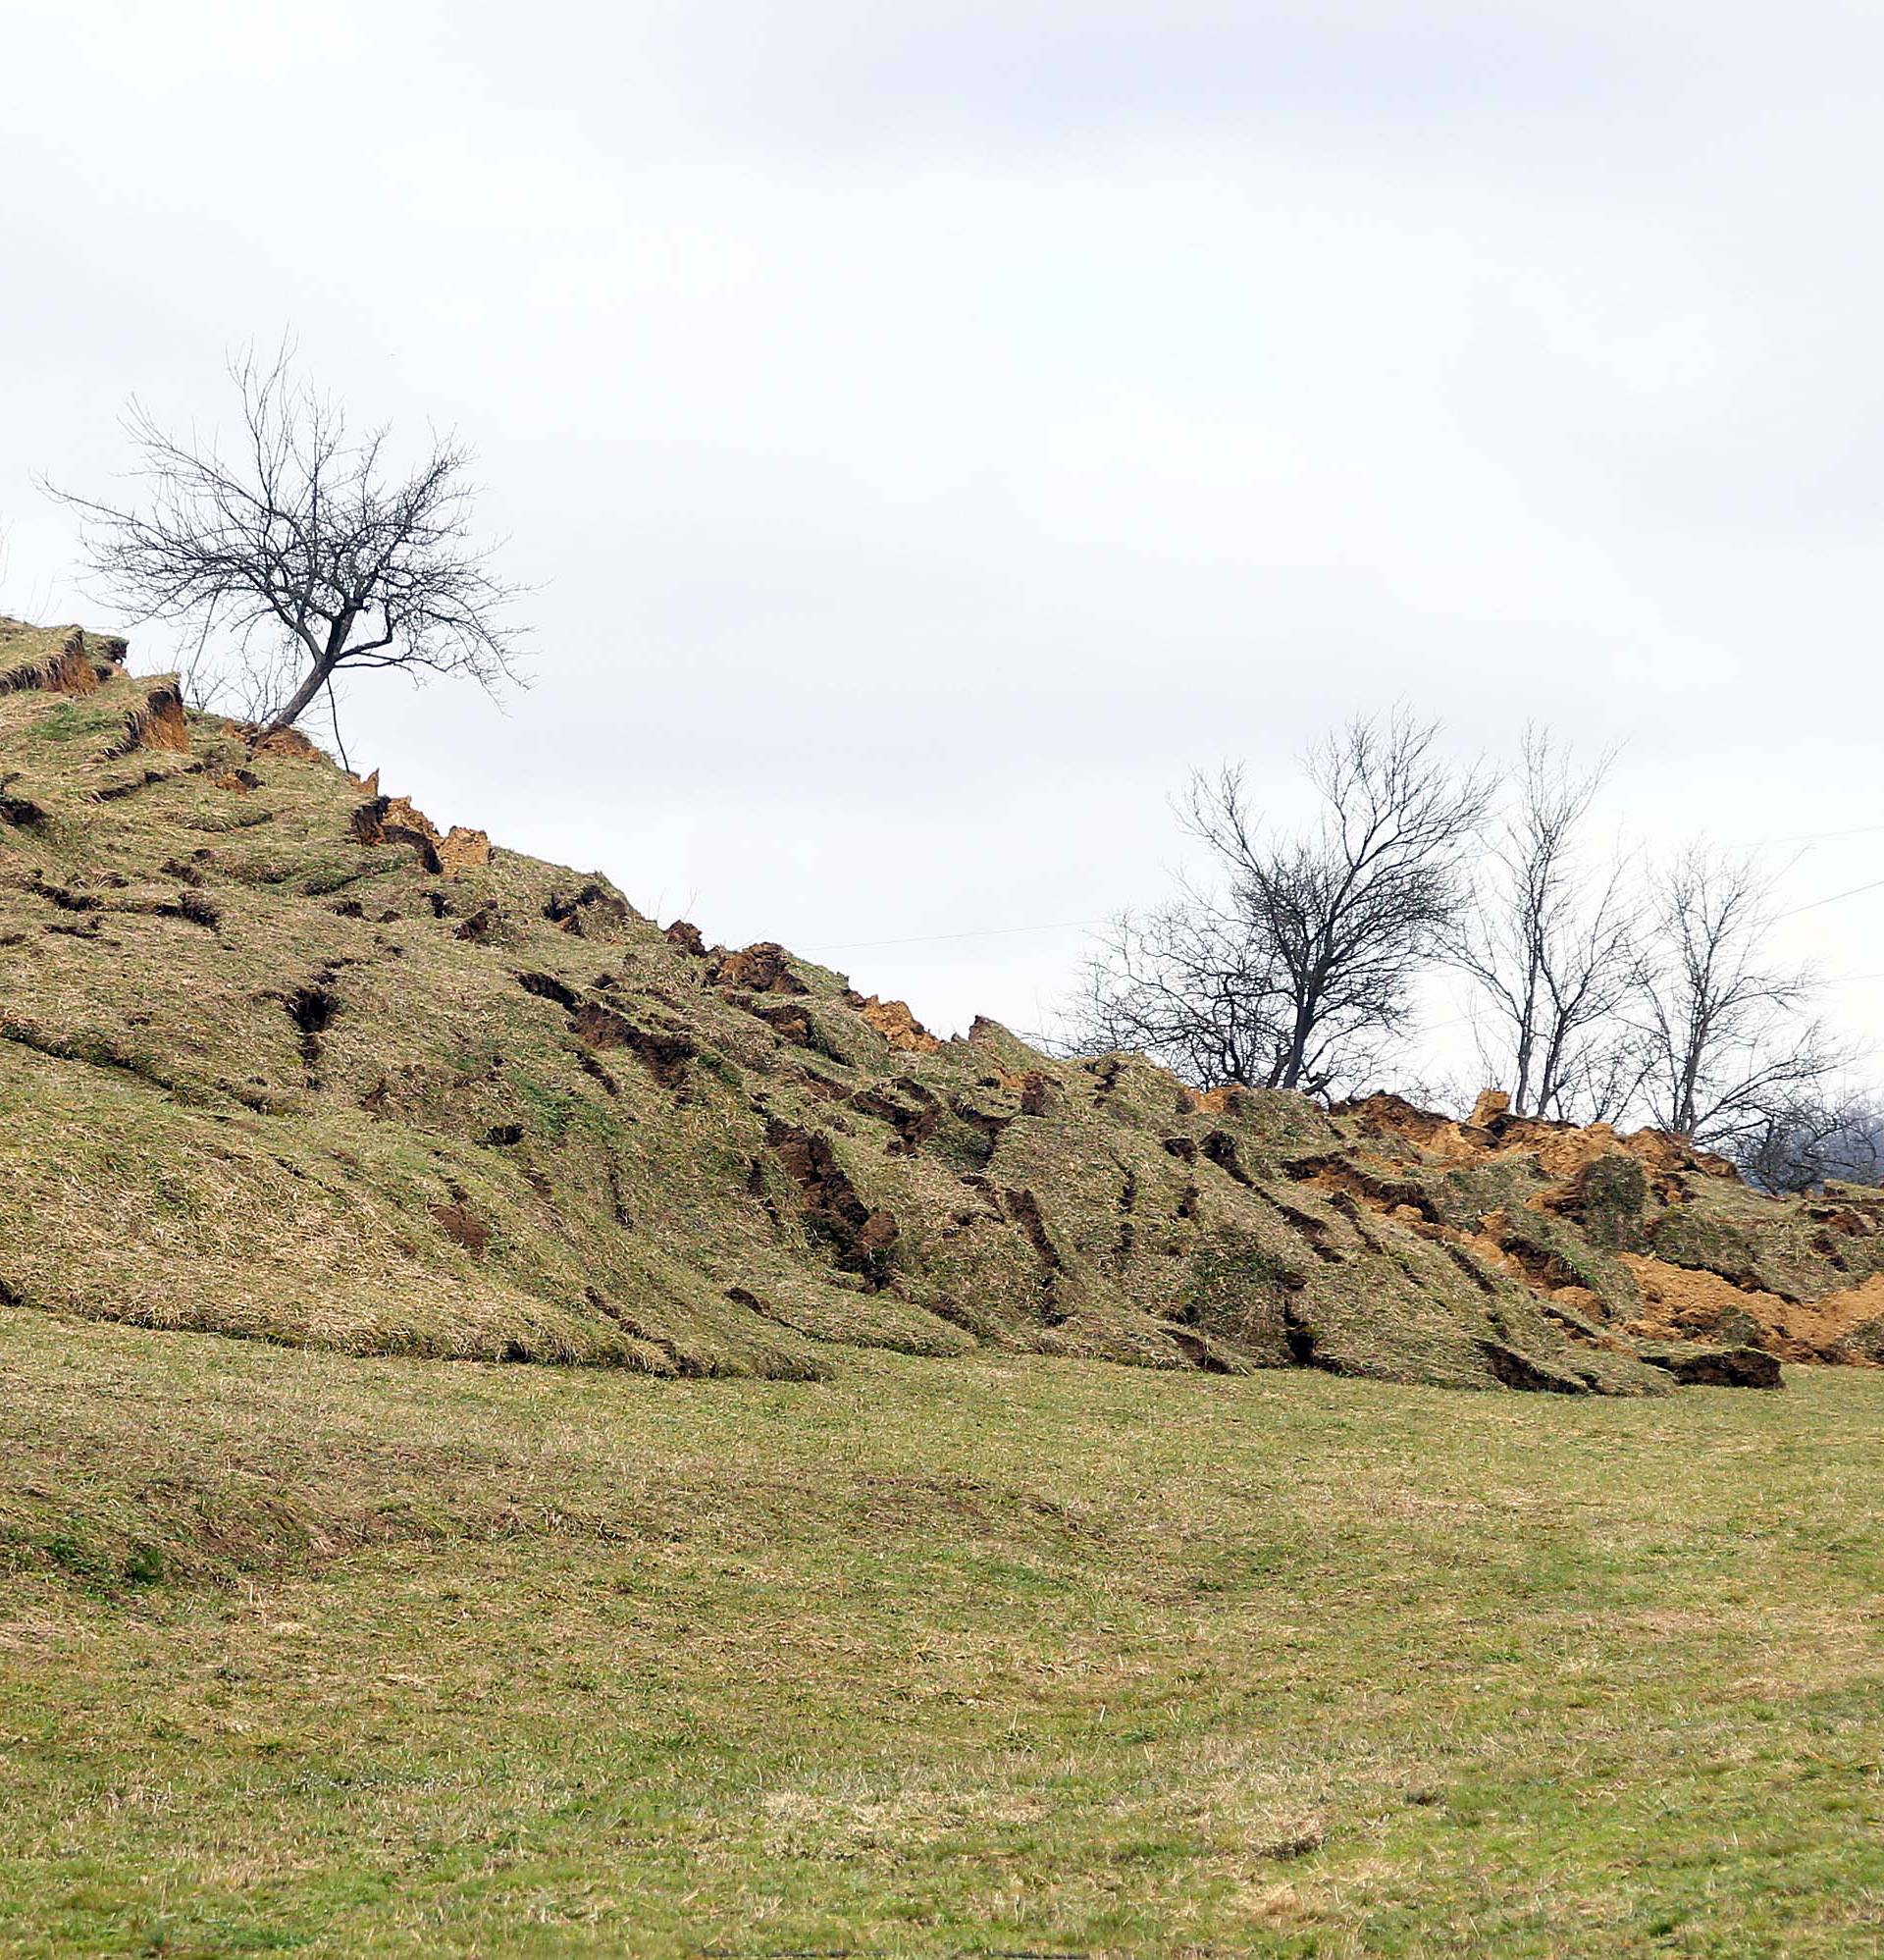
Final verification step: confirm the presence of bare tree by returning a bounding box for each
[1069,895,1290,1088]
[1072,711,1491,1096]
[45,346,526,736]
[1630,845,1844,1145]
[1446,729,1639,1120]
[1735,1092,1884,1194]
[1204,713,1492,1093]
[1553,1026,1654,1129]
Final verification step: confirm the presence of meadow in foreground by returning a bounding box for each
[1,1311,1879,1957]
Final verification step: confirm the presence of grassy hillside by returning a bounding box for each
[7,622,1884,1955]
[3,1312,1882,1956]
[6,618,1882,1397]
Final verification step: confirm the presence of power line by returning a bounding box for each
[1775,874,1884,921]
[803,848,1884,1022]
[807,877,1884,979]
[806,918,1103,955]
[808,838,1884,963]
[1757,819,1884,847]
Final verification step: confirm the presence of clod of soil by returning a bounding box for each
[111,686,189,757]
[711,942,806,993]
[857,995,942,1053]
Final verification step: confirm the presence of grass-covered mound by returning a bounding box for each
[3,619,1879,1393]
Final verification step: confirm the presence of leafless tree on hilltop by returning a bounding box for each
[1073,711,1492,1097]
[44,345,527,737]
[1071,894,1292,1089]
[1445,729,1640,1121]
[1629,845,1846,1148]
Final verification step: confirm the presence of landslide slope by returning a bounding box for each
[4,621,1879,1394]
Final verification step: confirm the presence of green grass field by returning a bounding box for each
[2,1312,1879,1958]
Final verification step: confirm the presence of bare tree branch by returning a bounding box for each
[1065,891,1292,1088]
[1735,1091,1884,1193]
[1186,712,1493,1094]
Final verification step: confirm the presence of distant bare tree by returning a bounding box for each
[1553,1027,1654,1129]
[1446,729,1639,1120]
[1203,713,1493,1093]
[45,346,526,736]
[1735,1093,1884,1194]
[1069,896,1290,1088]
[1073,711,1491,1096]
[1630,845,1844,1146]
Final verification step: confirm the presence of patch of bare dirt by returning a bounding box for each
[118,686,189,756]
[43,627,100,696]
[431,1201,491,1257]
[437,826,490,873]
[1340,1091,1494,1165]
[856,995,942,1054]
[544,881,631,935]
[763,1118,900,1282]
[348,794,489,875]
[248,724,323,760]
[997,1067,1055,1115]
[0,625,118,697]
[1616,1253,1882,1363]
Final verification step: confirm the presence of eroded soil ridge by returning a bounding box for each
[3,619,1878,1392]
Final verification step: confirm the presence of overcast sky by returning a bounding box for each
[6,1,1883,1073]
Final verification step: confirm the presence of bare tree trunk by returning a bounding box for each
[263,655,340,737]
[1512,963,1539,1114]
[1068,715,1489,1100]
